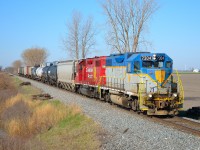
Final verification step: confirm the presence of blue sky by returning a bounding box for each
[0,0,200,70]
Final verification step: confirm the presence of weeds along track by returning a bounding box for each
[17,75,200,137]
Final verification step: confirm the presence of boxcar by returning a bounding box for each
[18,67,24,76]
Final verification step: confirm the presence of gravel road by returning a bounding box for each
[19,77,200,150]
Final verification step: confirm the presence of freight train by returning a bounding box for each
[18,52,184,116]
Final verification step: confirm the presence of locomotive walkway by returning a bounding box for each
[18,76,200,150]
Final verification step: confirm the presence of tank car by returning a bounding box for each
[35,64,45,81]
[47,61,58,86]
[31,65,40,79]
[41,62,53,83]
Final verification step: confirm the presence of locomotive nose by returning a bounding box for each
[155,70,165,83]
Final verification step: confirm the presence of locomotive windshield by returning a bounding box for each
[142,61,164,68]
[142,61,153,68]
[154,61,164,68]
[166,61,172,68]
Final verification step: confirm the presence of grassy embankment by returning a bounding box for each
[0,72,101,150]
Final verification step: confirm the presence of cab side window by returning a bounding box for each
[134,61,140,71]
[166,61,172,68]
[127,63,131,73]
[79,65,82,70]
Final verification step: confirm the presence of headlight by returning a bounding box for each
[148,94,153,98]
[173,93,177,97]
[153,54,156,60]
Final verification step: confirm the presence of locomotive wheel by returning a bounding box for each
[105,93,111,103]
[132,99,139,111]
[77,87,81,94]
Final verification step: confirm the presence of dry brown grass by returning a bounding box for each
[6,118,28,136]
[1,94,80,138]
[0,73,15,90]
[0,136,28,150]
[28,103,68,134]
[0,73,101,150]
[4,94,23,109]
[0,73,18,108]
[68,104,82,115]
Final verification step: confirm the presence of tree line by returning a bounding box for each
[4,0,157,74]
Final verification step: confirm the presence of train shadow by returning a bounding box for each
[177,110,200,120]
[184,97,200,101]
[149,110,200,120]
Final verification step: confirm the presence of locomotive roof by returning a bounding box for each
[109,52,150,56]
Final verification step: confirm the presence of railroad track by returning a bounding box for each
[146,116,200,137]
[107,103,200,137]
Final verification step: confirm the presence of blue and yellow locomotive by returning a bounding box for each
[104,52,184,115]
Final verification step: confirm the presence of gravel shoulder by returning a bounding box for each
[18,77,200,150]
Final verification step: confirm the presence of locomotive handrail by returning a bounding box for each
[138,77,148,110]
[175,70,184,104]
[97,76,125,90]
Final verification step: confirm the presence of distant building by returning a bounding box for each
[193,69,199,73]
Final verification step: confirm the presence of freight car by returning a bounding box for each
[31,65,40,79]
[41,62,53,83]
[18,67,24,76]
[18,52,184,116]
[47,61,57,86]
[57,60,77,91]
[35,64,45,81]
[23,66,33,78]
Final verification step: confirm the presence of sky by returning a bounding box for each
[0,0,200,70]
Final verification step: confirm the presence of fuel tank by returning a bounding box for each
[110,95,131,108]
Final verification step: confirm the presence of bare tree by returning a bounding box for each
[12,60,22,74]
[63,11,96,59]
[64,12,81,59]
[81,17,96,58]
[21,47,48,66]
[101,0,158,53]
